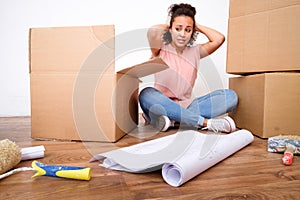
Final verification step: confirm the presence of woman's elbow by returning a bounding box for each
[217,34,225,46]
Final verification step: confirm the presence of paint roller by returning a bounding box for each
[0,139,46,173]
[0,139,91,180]
[268,135,300,165]
[0,138,45,178]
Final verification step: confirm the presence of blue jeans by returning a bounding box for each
[139,87,238,127]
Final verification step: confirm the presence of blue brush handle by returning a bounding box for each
[31,161,91,180]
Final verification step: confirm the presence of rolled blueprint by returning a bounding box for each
[161,129,254,186]
[91,129,254,187]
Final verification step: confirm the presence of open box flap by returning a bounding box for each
[117,58,169,78]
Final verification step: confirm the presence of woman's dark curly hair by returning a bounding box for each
[163,3,198,46]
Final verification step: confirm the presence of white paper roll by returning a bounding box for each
[161,129,254,186]
[92,129,254,187]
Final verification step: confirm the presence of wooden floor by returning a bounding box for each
[0,117,299,200]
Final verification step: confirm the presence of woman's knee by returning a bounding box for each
[226,89,238,109]
[139,87,156,101]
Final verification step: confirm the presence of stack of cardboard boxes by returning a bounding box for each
[30,25,168,142]
[227,0,300,138]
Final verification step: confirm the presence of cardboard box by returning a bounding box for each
[30,25,168,142]
[229,0,300,18]
[227,0,300,74]
[229,73,300,138]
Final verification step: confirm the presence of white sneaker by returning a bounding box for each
[155,115,175,132]
[205,116,236,133]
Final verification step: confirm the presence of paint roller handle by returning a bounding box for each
[282,144,296,165]
[31,161,91,180]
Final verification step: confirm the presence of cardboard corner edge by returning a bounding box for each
[28,27,34,73]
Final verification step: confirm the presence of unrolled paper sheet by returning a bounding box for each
[91,129,254,187]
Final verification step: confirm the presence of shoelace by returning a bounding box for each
[207,118,227,133]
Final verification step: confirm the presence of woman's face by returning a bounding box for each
[170,15,194,50]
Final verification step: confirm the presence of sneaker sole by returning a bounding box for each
[224,116,236,133]
[156,115,170,132]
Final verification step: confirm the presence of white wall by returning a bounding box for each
[0,0,229,116]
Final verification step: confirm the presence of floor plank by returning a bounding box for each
[0,117,299,200]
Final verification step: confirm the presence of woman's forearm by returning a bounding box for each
[196,23,225,57]
[196,23,225,45]
[147,24,169,57]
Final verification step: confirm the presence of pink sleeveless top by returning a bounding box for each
[154,43,200,108]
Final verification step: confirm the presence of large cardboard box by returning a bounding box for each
[227,0,300,74]
[30,25,168,142]
[229,0,300,18]
[229,73,300,138]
